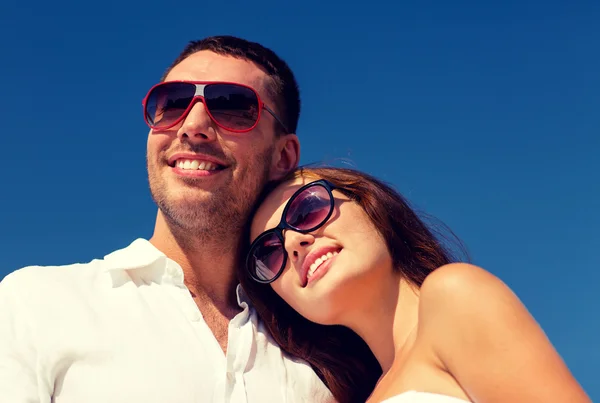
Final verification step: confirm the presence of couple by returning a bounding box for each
[0,35,589,402]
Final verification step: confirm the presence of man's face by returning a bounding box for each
[146,51,295,238]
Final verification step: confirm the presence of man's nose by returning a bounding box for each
[176,99,217,143]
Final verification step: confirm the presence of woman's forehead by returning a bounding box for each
[268,176,311,206]
[251,176,315,233]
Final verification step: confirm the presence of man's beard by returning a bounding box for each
[147,145,274,246]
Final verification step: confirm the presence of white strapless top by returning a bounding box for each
[380,391,469,402]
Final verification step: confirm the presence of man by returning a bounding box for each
[0,36,334,402]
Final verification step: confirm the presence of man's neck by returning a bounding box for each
[149,211,241,313]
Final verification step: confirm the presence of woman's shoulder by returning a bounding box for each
[420,262,503,297]
[418,262,517,320]
[407,264,590,402]
[416,262,532,358]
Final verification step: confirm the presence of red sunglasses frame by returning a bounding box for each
[141,80,289,133]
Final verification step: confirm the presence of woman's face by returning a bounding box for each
[249,176,394,325]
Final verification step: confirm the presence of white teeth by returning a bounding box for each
[175,159,218,171]
[307,251,339,279]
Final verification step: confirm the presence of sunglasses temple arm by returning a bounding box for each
[263,105,290,134]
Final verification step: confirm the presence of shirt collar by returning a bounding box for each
[236,283,251,308]
[103,239,183,284]
[104,238,166,272]
[103,239,251,309]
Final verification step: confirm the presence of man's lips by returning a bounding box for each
[167,153,227,167]
[166,153,228,172]
[301,246,342,287]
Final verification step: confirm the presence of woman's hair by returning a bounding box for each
[238,166,466,403]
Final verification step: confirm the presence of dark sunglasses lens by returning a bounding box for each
[146,83,195,128]
[249,232,285,281]
[285,184,332,231]
[205,84,259,131]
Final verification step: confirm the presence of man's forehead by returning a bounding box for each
[165,50,268,89]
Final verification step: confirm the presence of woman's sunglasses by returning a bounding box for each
[142,81,289,133]
[246,179,338,284]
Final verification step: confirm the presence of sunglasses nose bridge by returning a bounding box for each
[187,95,206,115]
[176,97,217,141]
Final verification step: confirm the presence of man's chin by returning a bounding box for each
[158,201,214,230]
[169,186,214,201]
[164,194,217,215]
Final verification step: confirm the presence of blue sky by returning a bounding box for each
[1,0,598,398]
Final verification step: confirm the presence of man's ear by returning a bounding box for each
[270,134,300,181]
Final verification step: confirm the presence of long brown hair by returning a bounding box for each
[238,167,466,403]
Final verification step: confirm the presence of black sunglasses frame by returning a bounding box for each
[246,179,338,284]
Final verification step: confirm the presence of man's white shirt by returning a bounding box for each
[0,239,334,403]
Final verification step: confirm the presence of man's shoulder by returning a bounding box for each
[0,259,109,299]
[4,259,104,282]
[1,238,156,292]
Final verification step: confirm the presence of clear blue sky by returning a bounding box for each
[1,0,598,398]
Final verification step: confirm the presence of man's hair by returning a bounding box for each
[162,35,300,135]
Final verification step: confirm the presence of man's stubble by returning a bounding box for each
[147,144,275,251]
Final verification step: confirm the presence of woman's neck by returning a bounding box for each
[343,277,421,373]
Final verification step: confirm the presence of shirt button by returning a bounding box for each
[227,372,234,382]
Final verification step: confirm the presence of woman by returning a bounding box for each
[239,167,590,403]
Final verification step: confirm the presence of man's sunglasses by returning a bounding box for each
[246,179,338,284]
[142,81,289,133]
